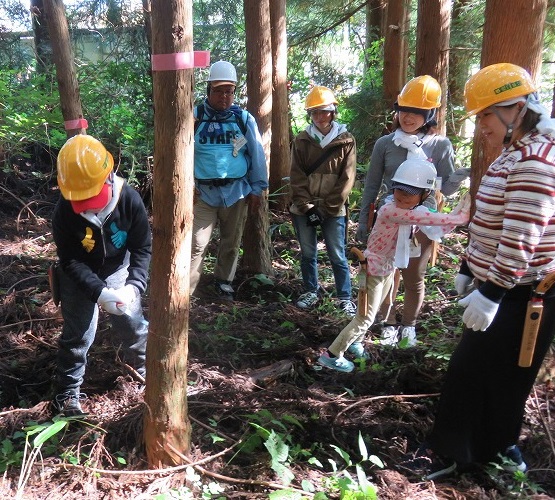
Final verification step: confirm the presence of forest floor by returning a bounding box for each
[1,155,555,499]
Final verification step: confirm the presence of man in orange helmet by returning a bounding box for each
[51,134,151,416]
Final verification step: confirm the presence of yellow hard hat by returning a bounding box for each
[305,86,338,110]
[463,63,536,118]
[397,75,441,109]
[57,135,114,201]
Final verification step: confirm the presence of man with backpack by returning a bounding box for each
[191,61,268,301]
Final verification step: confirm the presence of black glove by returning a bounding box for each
[305,206,324,227]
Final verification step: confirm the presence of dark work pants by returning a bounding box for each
[56,266,148,393]
[428,285,555,465]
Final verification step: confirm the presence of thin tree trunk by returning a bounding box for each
[142,0,152,54]
[415,0,451,135]
[31,0,53,72]
[382,0,409,107]
[269,0,290,211]
[144,0,193,467]
[447,0,471,138]
[365,0,386,71]
[43,0,85,138]
[242,0,273,275]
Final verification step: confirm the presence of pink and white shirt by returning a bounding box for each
[364,199,469,276]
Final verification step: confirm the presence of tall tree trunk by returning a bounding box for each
[31,0,53,72]
[447,0,471,138]
[365,0,386,71]
[382,0,409,107]
[142,0,153,54]
[43,0,85,138]
[415,0,451,135]
[144,0,194,467]
[469,0,547,200]
[269,0,290,211]
[242,0,273,275]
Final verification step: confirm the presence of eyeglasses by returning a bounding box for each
[211,88,236,96]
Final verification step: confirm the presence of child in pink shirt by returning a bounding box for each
[318,159,470,372]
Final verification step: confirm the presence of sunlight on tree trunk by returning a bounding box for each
[469,0,547,201]
[144,0,193,467]
[242,0,273,276]
[43,0,85,138]
[415,0,451,135]
[269,0,290,212]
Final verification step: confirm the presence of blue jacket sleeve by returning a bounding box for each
[244,112,269,196]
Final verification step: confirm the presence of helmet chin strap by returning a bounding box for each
[494,97,529,145]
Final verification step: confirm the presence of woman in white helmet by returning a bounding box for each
[356,76,470,347]
[318,159,470,372]
[402,63,555,481]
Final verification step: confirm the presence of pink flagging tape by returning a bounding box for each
[64,118,88,130]
[151,51,210,71]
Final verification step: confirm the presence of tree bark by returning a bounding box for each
[242,0,273,275]
[470,0,547,201]
[43,0,85,138]
[382,0,409,107]
[365,0,386,71]
[447,0,471,138]
[31,0,53,72]
[415,0,451,135]
[144,0,193,467]
[268,0,290,212]
[142,0,153,54]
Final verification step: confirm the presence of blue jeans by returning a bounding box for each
[56,266,148,393]
[292,213,352,300]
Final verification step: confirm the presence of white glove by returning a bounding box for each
[97,287,125,315]
[454,274,474,296]
[111,284,138,313]
[458,290,499,331]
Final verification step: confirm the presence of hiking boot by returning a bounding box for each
[347,342,371,360]
[399,325,417,347]
[52,390,88,417]
[338,299,356,318]
[380,325,399,346]
[216,281,234,301]
[296,291,318,309]
[498,445,527,472]
[398,443,457,481]
[317,352,354,373]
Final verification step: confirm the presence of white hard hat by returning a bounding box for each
[391,159,436,190]
[207,61,237,86]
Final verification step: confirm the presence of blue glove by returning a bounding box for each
[454,274,474,296]
[305,206,324,227]
[458,290,499,331]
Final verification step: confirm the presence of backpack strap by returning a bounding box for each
[193,104,205,134]
[194,104,248,136]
